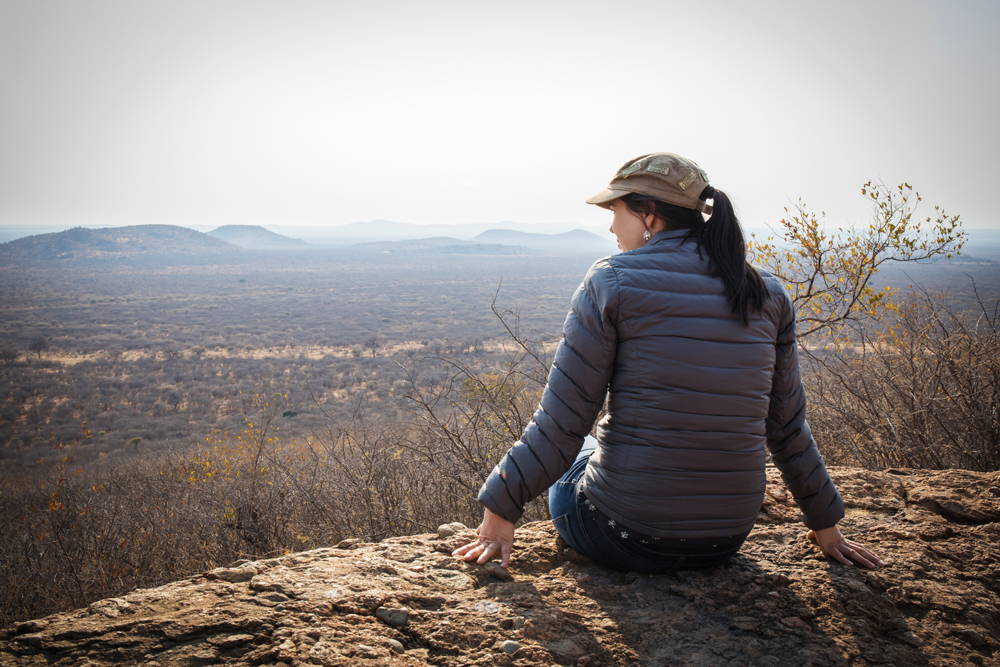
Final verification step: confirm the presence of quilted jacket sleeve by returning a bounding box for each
[766,287,845,530]
[478,259,620,523]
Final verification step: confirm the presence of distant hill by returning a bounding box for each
[353,228,615,256]
[356,237,529,255]
[207,225,308,250]
[0,220,624,247]
[473,228,616,254]
[0,225,242,262]
[267,220,614,245]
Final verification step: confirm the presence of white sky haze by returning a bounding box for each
[1,0,998,231]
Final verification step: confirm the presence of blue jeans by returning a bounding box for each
[548,436,748,573]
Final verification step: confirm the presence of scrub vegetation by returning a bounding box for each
[0,182,997,626]
[751,181,997,471]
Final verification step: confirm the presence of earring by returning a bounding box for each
[643,230,651,241]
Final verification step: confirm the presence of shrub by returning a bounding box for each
[806,286,999,471]
[749,180,988,469]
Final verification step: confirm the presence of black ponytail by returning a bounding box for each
[620,189,768,324]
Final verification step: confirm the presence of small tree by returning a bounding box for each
[364,335,385,358]
[749,181,1000,472]
[28,334,49,360]
[165,390,183,411]
[748,181,964,340]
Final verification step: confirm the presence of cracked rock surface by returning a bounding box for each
[2,466,998,666]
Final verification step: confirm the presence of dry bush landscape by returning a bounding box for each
[1,183,998,627]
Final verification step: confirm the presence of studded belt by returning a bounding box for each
[575,479,749,554]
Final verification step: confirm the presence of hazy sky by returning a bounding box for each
[1,0,998,231]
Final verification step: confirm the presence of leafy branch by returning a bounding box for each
[749,181,964,338]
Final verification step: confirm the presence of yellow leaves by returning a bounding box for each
[751,181,964,338]
[46,492,63,512]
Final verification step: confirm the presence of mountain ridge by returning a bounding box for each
[276,220,617,245]
[0,223,616,260]
[208,225,308,250]
[472,228,615,253]
[355,237,531,255]
[0,225,242,262]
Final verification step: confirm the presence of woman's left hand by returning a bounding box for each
[807,526,885,568]
[452,508,515,568]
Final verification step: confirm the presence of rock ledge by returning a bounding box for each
[2,467,999,666]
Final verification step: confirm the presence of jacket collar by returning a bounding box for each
[646,228,694,247]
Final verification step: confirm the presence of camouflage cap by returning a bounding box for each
[585,152,713,214]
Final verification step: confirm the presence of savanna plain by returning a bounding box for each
[1,218,998,629]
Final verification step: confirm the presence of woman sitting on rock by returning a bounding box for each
[454,152,883,573]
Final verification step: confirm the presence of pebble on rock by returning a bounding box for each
[355,644,380,658]
[500,639,520,654]
[437,522,468,539]
[189,649,219,665]
[388,638,405,654]
[376,606,409,628]
[206,567,256,583]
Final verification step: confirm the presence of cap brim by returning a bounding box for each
[584,187,631,209]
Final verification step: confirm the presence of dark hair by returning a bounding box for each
[620,188,768,324]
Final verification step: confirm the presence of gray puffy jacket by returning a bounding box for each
[478,229,844,538]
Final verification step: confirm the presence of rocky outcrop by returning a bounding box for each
[2,467,999,667]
